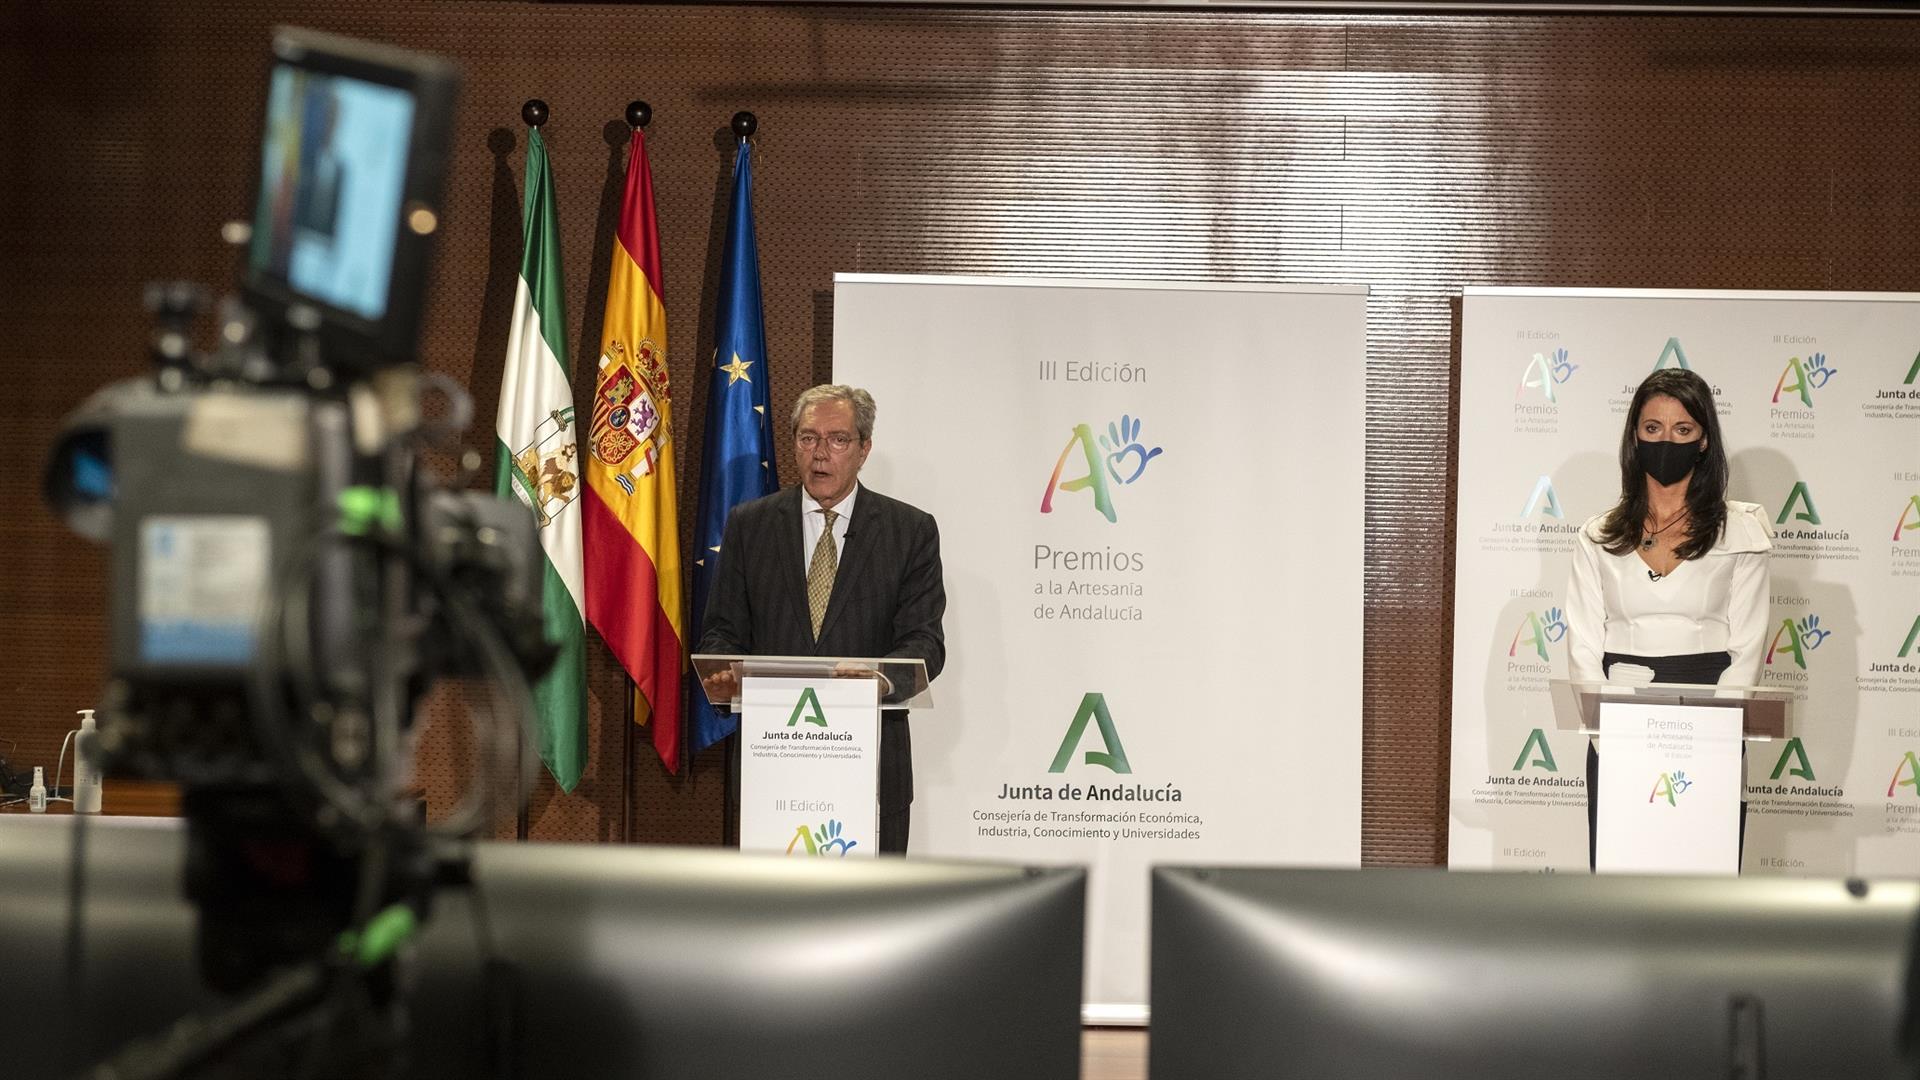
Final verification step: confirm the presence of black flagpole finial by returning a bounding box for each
[731,111,756,142]
[626,101,651,129]
[522,99,549,128]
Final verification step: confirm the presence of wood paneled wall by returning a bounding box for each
[4,2,1915,858]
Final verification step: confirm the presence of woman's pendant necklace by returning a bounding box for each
[1643,507,1688,550]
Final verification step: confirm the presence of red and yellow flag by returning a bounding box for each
[583,124,684,772]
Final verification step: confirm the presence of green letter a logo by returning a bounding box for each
[1521,476,1563,520]
[1905,351,1919,385]
[1769,738,1815,781]
[787,686,829,727]
[1775,482,1820,526]
[1512,728,1558,773]
[1655,337,1690,371]
[1048,693,1131,774]
[1900,615,1920,659]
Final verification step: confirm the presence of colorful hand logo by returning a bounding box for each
[813,819,858,856]
[1805,352,1838,388]
[1542,607,1568,643]
[1098,415,1164,485]
[1797,615,1830,650]
[1548,347,1578,384]
[1670,770,1693,795]
[787,818,858,856]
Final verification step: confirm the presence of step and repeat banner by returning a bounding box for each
[1448,287,1920,875]
[834,274,1365,1017]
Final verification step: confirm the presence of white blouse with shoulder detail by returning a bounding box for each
[1564,500,1772,687]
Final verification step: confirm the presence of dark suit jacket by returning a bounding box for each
[698,484,946,813]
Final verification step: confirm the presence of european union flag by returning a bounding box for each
[690,137,778,753]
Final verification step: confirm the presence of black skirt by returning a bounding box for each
[1600,650,1732,685]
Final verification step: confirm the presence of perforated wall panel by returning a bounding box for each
[4,2,1915,856]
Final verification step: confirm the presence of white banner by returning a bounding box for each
[1449,287,1920,875]
[834,274,1366,1016]
[740,676,880,857]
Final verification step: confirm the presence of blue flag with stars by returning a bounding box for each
[690,137,779,753]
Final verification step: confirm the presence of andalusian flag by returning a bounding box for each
[494,126,588,792]
[690,136,779,754]
[583,122,685,773]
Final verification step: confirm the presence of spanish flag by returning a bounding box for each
[582,122,684,773]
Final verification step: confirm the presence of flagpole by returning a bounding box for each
[618,99,653,847]
[718,109,756,850]
[513,96,549,844]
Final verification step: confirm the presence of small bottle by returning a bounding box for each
[73,709,102,814]
[28,766,47,812]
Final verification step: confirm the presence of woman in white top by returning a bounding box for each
[1565,367,1772,870]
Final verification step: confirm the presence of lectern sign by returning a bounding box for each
[1595,701,1742,875]
[740,676,880,857]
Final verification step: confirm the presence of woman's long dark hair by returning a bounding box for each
[1595,368,1727,559]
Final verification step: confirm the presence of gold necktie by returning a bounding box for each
[807,508,839,640]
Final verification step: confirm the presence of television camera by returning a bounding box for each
[39,27,551,1078]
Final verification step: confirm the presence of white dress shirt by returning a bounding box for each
[800,484,857,573]
[1565,500,1772,687]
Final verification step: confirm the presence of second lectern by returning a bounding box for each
[1551,679,1794,875]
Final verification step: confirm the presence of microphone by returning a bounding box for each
[1647,569,1664,582]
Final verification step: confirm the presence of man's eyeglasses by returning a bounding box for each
[796,432,858,453]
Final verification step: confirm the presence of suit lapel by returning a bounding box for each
[774,487,812,646]
[817,484,877,645]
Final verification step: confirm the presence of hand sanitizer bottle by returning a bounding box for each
[28,766,47,812]
[73,709,102,813]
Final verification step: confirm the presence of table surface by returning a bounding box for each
[0,780,181,817]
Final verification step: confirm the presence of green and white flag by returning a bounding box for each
[494,127,587,792]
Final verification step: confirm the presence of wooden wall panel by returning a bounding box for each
[3,2,1915,858]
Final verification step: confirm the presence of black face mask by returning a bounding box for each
[1637,438,1704,486]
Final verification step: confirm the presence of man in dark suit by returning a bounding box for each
[698,385,946,854]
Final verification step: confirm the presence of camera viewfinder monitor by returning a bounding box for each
[1151,865,1918,1080]
[246,27,457,367]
